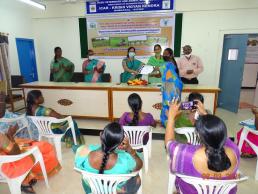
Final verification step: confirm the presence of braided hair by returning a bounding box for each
[99,122,124,174]
[54,47,61,63]
[195,115,231,172]
[128,93,142,126]
[26,90,42,116]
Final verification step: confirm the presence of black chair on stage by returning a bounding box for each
[71,72,84,82]
[101,73,111,82]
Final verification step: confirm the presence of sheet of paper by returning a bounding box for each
[239,118,255,129]
[138,65,155,75]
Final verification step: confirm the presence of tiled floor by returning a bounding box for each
[1,108,258,194]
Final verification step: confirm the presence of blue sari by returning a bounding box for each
[160,62,183,127]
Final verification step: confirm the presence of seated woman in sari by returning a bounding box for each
[236,108,258,157]
[0,92,61,194]
[160,48,183,127]
[165,99,240,194]
[0,109,36,139]
[121,47,144,83]
[172,92,205,143]
[82,50,106,82]
[26,90,85,148]
[119,93,156,145]
[75,122,142,194]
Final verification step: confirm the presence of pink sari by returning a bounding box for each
[82,59,105,82]
[237,128,258,155]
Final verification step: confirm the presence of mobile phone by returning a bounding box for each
[180,101,197,110]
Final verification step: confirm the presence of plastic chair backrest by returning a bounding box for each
[122,126,151,148]
[29,116,72,136]
[175,127,201,145]
[176,173,248,194]
[74,167,138,194]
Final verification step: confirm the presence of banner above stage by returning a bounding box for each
[86,0,174,15]
[86,15,174,57]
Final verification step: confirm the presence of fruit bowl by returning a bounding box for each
[127,79,148,86]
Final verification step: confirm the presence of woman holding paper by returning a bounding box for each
[147,44,165,83]
[121,47,144,83]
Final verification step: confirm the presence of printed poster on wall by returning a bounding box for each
[87,15,175,57]
[245,35,258,64]
[86,0,174,14]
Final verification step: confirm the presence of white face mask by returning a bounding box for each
[88,56,94,60]
[194,111,199,120]
[128,52,135,58]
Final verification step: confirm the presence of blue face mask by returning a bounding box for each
[128,52,135,58]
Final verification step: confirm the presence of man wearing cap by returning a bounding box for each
[177,45,204,84]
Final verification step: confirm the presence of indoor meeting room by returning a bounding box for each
[1,0,258,194]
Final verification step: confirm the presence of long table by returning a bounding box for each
[21,82,220,121]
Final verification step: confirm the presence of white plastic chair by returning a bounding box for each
[122,126,152,173]
[238,126,258,180]
[167,127,201,194]
[0,114,31,138]
[175,127,201,145]
[0,146,49,194]
[29,116,77,164]
[172,172,248,194]
[74,167,142,194]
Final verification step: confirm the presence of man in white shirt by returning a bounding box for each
[177,45,204,84]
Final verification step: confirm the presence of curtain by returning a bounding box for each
[0,34,11,94]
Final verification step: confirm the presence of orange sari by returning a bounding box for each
[0,135,61,183]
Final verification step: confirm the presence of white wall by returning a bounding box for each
[0,0,40,76]
[3,0,258,85]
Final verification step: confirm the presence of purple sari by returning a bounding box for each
[167,139,240,194]
[119,112,155,145]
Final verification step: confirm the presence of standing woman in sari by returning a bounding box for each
[147,44,164,83]
[121,47,144,83]
[50,47,74,82]
[82,50,106,82]
[160,48,183,127]
[26,90,85,148]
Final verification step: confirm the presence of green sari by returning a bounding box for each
[121,58,142,83]
[175,112,194,143]
[35,106,85,148]
[50,57,74,82]
[147,56,164,83]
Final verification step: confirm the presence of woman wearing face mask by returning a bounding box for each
[121,47,144,83]
[160,48,183,127]
[82,49,106,82]
[147,44,165,83]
